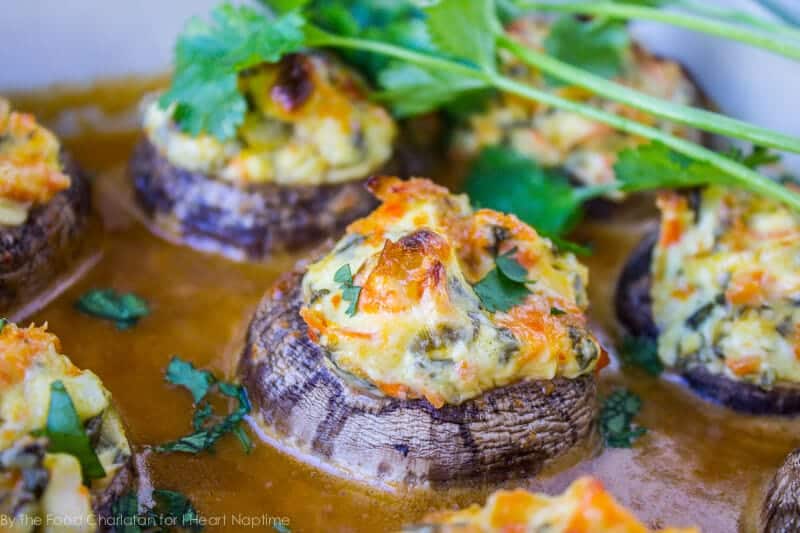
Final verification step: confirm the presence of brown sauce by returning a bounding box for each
[8,80,800,532]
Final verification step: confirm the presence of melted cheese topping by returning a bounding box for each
[300,177,602,407]
[0,323,132,529]
[145,53,397,187]
[452,18,702,192]
[414,477,698,532]
[652,186,800,386]
[0,98,71,226]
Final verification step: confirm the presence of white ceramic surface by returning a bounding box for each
[1,0,799,168]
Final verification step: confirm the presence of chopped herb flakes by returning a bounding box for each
[550,307,566,316]
[166,356,216,403]
[599,389,647,448]
[620,335,664,377]
[75,289,149,330]
[110,489,202,533]
[473,250,532,313]
[156,357,252,455]
[0,318,6,333]
[334,264,362,317]
[43,380,106,481]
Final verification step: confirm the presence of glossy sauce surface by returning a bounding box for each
[9,81,800,532]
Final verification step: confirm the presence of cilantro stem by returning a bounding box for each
[674,0,800,40]
[753,0,800,27]
[495,33,800,153]
[516,1,800,61]
[490,73,800,210]
[308,26,800,211]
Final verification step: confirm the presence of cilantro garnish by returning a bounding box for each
[550,307,566,316]
[160,3,305,139]
[599,388,647,448]
[166,357,216,404]
[42,380,106,481]
[0,318,6,334]
[156,357,252,455]
[544,16,630,82]
[620,335,664,377]
[614,142,735,192]
[473,249,532,313]
[333,264,361,317]
[110,489,202,533]
[465,146,612,244]
[75,289,149,330]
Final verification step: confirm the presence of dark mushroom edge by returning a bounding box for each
[762,448,800,533]
[0,155,91,316]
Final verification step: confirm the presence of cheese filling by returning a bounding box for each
[0,98,71,226]
[452,17,702,192]
[300,177,602,407]
[145,53,397,187]
[413,476,698,532]
[0,323,132,530]
[652,186,800,386]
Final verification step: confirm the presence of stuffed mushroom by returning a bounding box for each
[131,52,398,259]
[0,322,136,531]
[0,98,91,317]
[616,186,800,414]
[404,476,698,532]
[451,17,705,197]
[240,177,605,486]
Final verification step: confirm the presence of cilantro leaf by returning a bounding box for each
[620,335,664,376]
[110,489,202,533]
[160,4,305,139]
[599,389,647,448]
[495,248,528,283]
[307,0,431,81]
[473,250,533,313]
[43,380,106,481]
[273,523,292,533]
[474,268,531,313]
[464,146,609,238]
[333,264,362,317]
[333,264,353,285]
[75,289,150,330]
[614,142,735,192]
[550,307,566,316]
[166,357,216,404]
[376,63,488,117]
[544,16,630,81]
[423,0,498,70]
[0,318,6,334]
[726,144,782,169]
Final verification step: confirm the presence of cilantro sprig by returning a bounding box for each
[161,0,800,213]
[599,388,647,448]
[473,248,533,313]
[156,357,252,455]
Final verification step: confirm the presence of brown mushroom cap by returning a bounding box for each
[129,139,378,260]
[615,230,800,415]
[239,265,598,487]
[0,154,90,316]
[762,448,800,532]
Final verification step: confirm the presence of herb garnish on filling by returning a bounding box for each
[333,264,362,317]
[599,388,647,448]
[473,248,533,313]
